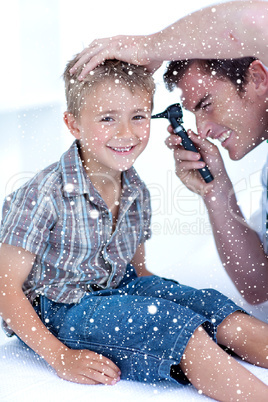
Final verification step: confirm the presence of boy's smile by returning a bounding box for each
[67,80,152,179]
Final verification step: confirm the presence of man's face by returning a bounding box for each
[177,63,267,160]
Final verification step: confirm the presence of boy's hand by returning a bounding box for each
[70,35,162,80]
[54,347,121,385]
[165,128,230,198]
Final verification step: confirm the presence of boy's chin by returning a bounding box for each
[118,165,133,172]
[115,159,136,172]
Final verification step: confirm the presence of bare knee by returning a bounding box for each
[216,311,268,367]
[179,325,213,377]
[217,311,268,346]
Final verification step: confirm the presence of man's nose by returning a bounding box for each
[196,117,212,138]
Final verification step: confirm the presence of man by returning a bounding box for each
[163,57,267,304]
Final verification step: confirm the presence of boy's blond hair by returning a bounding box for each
[63,55,155,118]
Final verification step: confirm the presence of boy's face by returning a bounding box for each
[70,80,152,176]
[177,62,267,160]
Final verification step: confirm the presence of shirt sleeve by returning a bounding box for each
[0,183,57,256]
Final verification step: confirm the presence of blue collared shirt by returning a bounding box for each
[0,141,151,304]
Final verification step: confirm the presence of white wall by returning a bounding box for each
[0,0,267,345]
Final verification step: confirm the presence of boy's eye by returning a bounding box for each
[101,116,114,122]
[133,115,146,120]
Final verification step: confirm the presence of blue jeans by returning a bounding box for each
[35,265,244,385]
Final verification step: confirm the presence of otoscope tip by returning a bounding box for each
[151,111,167,119]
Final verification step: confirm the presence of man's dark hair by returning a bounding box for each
[164,57,257,93]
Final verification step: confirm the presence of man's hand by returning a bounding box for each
[54,347,121,385]
[165,128,229,198]
[70,34,163,80]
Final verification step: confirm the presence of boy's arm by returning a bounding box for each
[131,243,152,277]
[0,243,121,385]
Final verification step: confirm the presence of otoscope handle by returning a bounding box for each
[173,125,214,183]
[151,103,214,183]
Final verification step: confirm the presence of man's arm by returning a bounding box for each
[154,0,268,65]
[0,243,121,384]
[167,132,268,305]
[70,1,268,79]
[204,182,268,305]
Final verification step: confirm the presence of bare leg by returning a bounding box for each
[216,311,268,367]
[179,325,268,401]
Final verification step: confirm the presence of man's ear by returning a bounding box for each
[63,111,80,139]
[248,60,268,95]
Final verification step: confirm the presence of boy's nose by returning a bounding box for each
[115,122,135,140]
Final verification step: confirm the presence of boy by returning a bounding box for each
[0,56,267,401]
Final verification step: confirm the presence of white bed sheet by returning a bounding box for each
[0,337,268,402]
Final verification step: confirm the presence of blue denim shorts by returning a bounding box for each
[35,265,245,385]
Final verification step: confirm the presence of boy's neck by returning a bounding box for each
[89,172,122,233]
[89,171,122,194]
[88,169,122,212]
[77,141,124,225]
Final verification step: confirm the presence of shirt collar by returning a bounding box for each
[60,140,90,197]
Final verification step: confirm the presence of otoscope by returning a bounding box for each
[151,103,214,183]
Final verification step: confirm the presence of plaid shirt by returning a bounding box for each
[0,141,151,304]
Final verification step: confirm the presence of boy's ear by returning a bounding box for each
[248,60,268,95]
[63,112,81,139]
